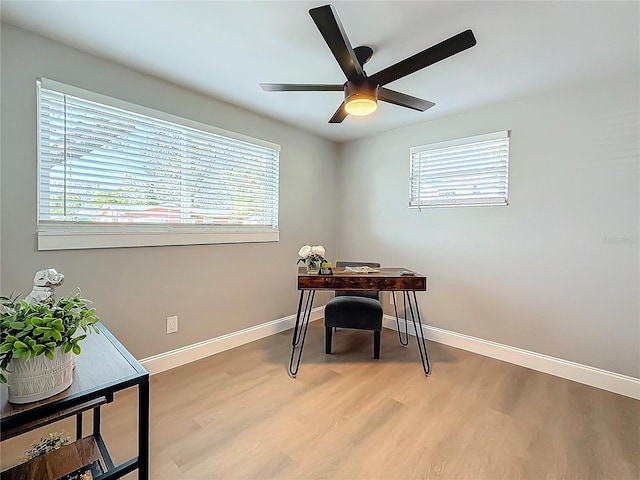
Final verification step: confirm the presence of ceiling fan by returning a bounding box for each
[260,4,477,123]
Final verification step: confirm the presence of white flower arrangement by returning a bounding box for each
[297,244,327,270]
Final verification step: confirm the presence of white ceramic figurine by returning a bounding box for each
[24,268,65,304]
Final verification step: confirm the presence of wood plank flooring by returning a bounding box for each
[1,322,638,479]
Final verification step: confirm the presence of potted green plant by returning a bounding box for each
[0,293,99,403]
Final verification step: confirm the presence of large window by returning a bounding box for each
[409,131,509,208]
[37,78,279,250]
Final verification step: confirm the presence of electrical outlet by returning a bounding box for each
[166,316,178,334]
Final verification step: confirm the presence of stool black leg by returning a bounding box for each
[373,330,381,359]
[325,326,333,354]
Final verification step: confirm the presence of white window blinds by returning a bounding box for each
[409,131,509,208]
[37,78,280,250]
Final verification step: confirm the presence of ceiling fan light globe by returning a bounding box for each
[345,94,378,116]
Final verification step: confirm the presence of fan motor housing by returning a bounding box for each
[344,80,379,116]
[344,80,378,100]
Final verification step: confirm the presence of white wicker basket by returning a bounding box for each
[6,346,74,404]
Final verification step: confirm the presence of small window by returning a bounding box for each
[409,131,509,208]
[37,78,280,250]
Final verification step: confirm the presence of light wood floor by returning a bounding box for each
[2,322,639,479]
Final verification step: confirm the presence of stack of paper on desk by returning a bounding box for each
[344,266,380,274]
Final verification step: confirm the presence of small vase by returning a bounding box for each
[306,259,320,274]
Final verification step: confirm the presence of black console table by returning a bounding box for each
[0,322,149,480]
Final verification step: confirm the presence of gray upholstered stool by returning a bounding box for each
[324,262,383,359]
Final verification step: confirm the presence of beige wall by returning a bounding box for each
[0,23,337,359]
[336,74,639,378]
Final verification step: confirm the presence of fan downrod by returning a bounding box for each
[354,46,373,67]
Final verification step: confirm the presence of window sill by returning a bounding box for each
[37,229,279,251]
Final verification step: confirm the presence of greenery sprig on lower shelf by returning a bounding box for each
[22,431,71,461]
[0,293,100,383]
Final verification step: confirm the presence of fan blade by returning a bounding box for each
[370,30,476,86]
[260,83,344,92]
[309,5,364,81]
[329,102,348,123]
[378,88,435,112]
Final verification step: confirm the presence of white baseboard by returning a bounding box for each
[138,307,638,400]
[140,306,325,375]
[383,315,640,400]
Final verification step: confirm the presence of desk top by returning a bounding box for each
[1,322,147,435]
[297,267,426,291]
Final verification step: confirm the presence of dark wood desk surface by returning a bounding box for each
[297,266,426,291]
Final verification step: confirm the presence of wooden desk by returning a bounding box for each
[1,322,149,480]
[290,267,430,377]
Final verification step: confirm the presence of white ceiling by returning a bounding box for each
[2,1,639,142]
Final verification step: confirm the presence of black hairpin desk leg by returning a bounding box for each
[289,289,315,378]
[404,291,431,376]
[392,292,409,346]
